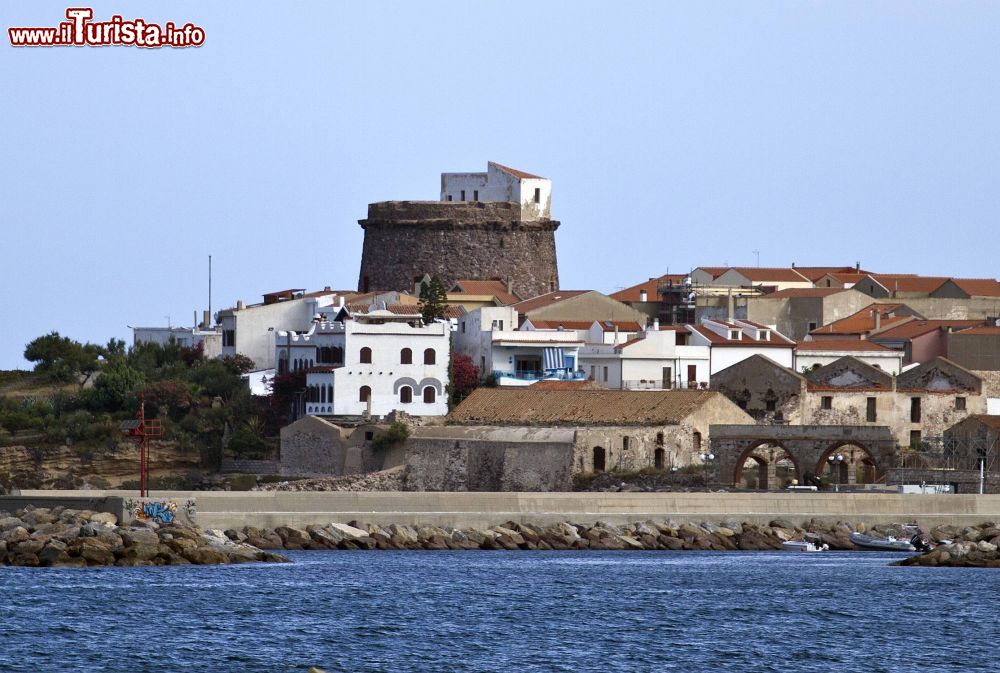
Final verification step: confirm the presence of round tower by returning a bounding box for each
[357,200,560,299]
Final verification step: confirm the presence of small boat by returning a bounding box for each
[848,532,918,552]
[781,540,828,552]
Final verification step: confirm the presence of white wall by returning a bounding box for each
[795,351,903,375]
[440,162,551,220]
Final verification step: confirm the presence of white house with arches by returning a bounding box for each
[275,303,450,418]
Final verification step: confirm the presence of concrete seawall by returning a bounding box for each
[18,490,1000,530]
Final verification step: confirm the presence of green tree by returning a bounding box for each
[84,357,143,411]
[418,275,449,323]
[23,332,102,382]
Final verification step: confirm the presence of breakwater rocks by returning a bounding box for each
[897,522,1000,568]
[0,506,289,567]
[228,519,923,552]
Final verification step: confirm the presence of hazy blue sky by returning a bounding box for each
[3,2,999,369]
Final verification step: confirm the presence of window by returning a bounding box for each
[359,386,371,403]
[327,385,333,403]
[461,321,466,334]
[423,348,436,365]
[910,430,922,448]
[364,431,374,441]
[399,386,412,404]
[766,399,776,412]
[473,189,479,201]
[692,431,702,452]
[687,364,697,383]
[866,397,877,422]
[622,436,630,451]
[911,397,921,423]
[446,195,453,202]
[223,330,235,347]
[360,347,372,364]
[423,387,436,403]
[807,321,817,332]
[400,348,412,364]
[460,189,466,201]
[656,432,664,446]
[821,396,832,410]
[955,396,966,411]
[534,187,541,204]
[654,448,665,470]
[603,366,609,382]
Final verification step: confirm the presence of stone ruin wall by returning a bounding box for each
[357,201,560,299]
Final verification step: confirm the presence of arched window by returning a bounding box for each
[399,386,413,404]
[423,348,436,365]
[654,448,666,470]
[593,446,606,472]
[360,347,372,364]
[423,386,436,403]
[400,348,412,365]
[622,436,630,451]
[320,385,326,403]
[332,346,343,365]
[693,431,702,452]
[327,385,333,404]
[359,386,371,403]
[656,432,664,446]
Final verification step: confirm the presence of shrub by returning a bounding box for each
[371,421,410,451]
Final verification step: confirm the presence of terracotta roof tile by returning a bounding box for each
[490,161,543,180]
[448,388,724,426]
[946,279,1000,297]
[869,275,950,294]
[955,326,1000,335]
[513,290,591,314]
[795,340,894,352]
[450,279,521,305]
[689,324,795,348]
[761,288,850,299]
[810,304,912,336]
[791,266,874,281]
[610,274,686,302]
[345,302,423,316]
[529,379,604,390]
[726,267,811,283]
[870,320,984,341]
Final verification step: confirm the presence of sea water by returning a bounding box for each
[0,550,995,672]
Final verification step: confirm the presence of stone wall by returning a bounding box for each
[405,426,575,491]
[279,416,399,477]
[357,201,559,299]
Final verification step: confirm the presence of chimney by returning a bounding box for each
[726,288,734,321]
[203,310,210,328]
[791,262,796,268]
[506,277,513,295]
[653,317,660,331]
[856,261,861,272]
[873,308,881,331]
[639,289,648,302]
[237,299,245,311]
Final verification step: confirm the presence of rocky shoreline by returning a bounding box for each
[224,518,961,553]
[895,525,1000,568]
[0,506,289,567]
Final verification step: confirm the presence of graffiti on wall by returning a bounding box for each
[124,498,196,526]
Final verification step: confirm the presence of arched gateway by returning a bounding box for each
[710,425,897,490]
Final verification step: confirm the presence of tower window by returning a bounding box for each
[473,190,479,201]
[460,190,466,201]
[446,195,453,202]
[534,187,541,204]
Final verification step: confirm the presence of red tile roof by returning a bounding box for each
[868,275,950,294]
[512,290,591,314]
[809,304,912,336]
[795,340,894,352]
[870,319,984,341]
[450,279,521,305]
[490,161,543,180]
[760,288,850,299]
[448,388,725,425]
[610,274,686,302]
[946,279,1000,297]
[345,302,423,316]
[526,320,596,330]
[727,267,811,283]
[688,324,794,348]
[791,266,874,282]
[530,379,604,390]
[967,415,1000,430]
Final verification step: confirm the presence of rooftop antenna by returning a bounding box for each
[753,250,760,267]
[208,254,212,324]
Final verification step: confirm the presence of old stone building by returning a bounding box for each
[357,164,560,299]
[445,388,755,474]
[278,415,401,477]
[710,354,986,449]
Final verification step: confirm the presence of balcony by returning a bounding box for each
[620,379,710,391]
[493,369,587,387]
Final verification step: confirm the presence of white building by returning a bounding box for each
[440,161,551,221]
[217,288,344,370]
[281,303,450,418]
[521,319,644,346]
[794,340,904,375]
[579,324,711,389]
[688,319,796,374]
[454,306,584,385]
[131,324,222,359]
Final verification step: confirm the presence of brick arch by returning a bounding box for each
[816,442,881,484]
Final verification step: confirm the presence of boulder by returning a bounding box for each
[89,512,118,527]
[329,523,368,540]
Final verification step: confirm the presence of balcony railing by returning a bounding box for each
[620,380,709,390]
[494,369,587,382]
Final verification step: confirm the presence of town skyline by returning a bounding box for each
[3,2,1000,369]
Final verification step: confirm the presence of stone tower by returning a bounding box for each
[357,163,560,299]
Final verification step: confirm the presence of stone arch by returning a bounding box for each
[817,442,880,487]
[393,377,419,394]
[417,377,443,395]
[732,441,801,490]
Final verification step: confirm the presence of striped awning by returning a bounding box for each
[543,347,565,370]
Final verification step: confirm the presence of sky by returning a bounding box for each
[2,1,999,369]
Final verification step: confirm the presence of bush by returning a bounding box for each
[228,426,269,459]
[371,421,410,451]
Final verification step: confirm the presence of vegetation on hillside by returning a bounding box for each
[0,332,287,467]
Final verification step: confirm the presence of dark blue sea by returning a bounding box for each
[1,550,996,673]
